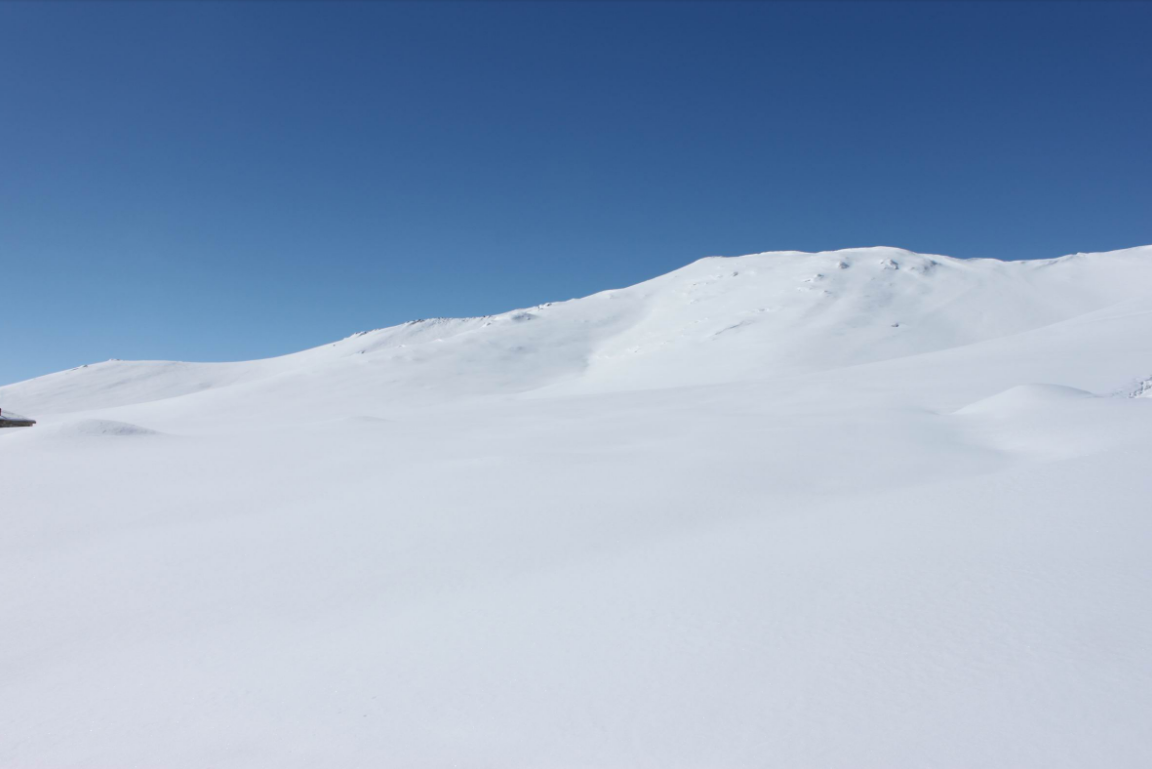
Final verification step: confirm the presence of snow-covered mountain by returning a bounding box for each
[3,247,1152,768]
[5,246,1152,416]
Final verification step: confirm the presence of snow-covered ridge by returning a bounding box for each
[3,245,1151,416]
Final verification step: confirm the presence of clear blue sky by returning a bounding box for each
[3,1,1150,384]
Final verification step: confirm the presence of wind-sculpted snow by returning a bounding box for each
[3,246,1152,767]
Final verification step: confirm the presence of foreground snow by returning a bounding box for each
[2,247,1151,767]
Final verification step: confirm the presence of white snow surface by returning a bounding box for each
[3,246,1152,767]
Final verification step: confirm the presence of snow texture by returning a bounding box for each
[3,246,1152,767]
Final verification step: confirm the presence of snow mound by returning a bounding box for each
[42,419,163,438]
[955,384,1097,417]
[324,415,392,426]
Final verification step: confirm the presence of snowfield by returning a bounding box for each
[3,246,1152,767]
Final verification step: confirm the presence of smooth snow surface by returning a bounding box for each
[3,246,1152,767]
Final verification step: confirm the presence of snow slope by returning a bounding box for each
[2,246,1152,767]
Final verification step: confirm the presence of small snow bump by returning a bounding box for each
[45,419,163,438]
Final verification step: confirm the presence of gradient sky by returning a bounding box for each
[2,1,1151,384]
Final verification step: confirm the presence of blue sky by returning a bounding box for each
[2,1,1150,384]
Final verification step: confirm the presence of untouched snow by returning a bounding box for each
[2,246,1152,767]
